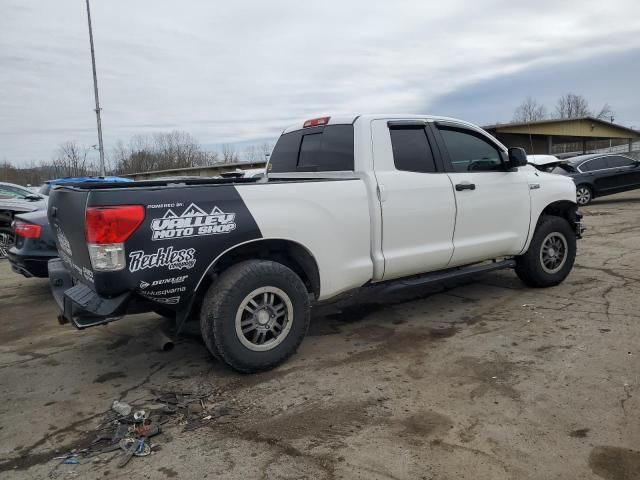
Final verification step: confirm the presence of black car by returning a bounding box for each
[7,209,58,278]
[552,154,640,206]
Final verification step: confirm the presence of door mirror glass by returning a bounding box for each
[507,147,527,168]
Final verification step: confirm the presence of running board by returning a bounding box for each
[378,259,516,294]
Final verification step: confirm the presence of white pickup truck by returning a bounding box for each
[47,114,582,372]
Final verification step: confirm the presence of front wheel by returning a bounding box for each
[200,260,310,373]
[515,215,576,288]
[576,184,593,206]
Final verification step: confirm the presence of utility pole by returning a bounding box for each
[85,0,105,176]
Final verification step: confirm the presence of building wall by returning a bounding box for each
[493,133,550,154]
[495,119,636,139]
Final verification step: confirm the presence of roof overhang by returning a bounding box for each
[483,117,639,139]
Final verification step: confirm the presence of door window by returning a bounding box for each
[607,156,636,168]
[438,127,503,172]
[389,126,437,173]
[580,158,608,172]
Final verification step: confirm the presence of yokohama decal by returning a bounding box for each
[128,246,196,272]
[150,203,236,240]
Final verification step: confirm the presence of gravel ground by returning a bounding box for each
[1,191,639,480]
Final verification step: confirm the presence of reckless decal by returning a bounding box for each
[150,203,236,241]
[56,226,72,256]
[128,247,196,272]
[139,275,188,290]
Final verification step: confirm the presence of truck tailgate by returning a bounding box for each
[48,187,94,284]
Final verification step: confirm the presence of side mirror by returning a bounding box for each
[507,147,528,169]
[24,194,42,201]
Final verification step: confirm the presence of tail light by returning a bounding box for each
[303,116,330,128]
[14,221,42,239]
[85,205,144,271]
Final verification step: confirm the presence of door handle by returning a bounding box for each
[455,182,476,191]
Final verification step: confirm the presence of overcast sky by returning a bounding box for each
[2,0,640,165]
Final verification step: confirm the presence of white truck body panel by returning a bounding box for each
[237,179,373,300]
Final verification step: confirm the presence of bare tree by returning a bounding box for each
[555,93,591,119]
[244,145,262,162]
[113,130,213,174]
[513,96,547,123]
[221,144,239,164]
[595,103,615,122]
[52,141,93,177]
[261,142,273,160]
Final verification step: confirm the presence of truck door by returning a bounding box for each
[371,119,456,280]
[431,123,531,267]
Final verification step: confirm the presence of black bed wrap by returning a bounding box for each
[50,183,262,310]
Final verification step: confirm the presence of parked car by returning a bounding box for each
[551,153,640,205]
[220,168,266,179]
[6,176,134,273]
[7,209,57,277]
[0,181,47,257]
[527,154,564,172]
[47,114,582,373]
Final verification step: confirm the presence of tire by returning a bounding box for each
[515,215,576,288]
[576,184,593,206]
[200,260,310,373]
[0,226,14,259]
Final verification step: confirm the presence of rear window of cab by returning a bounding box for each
[269,124,354,172]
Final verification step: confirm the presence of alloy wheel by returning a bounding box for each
[235,286,293,352]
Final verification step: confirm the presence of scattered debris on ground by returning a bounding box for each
[47,386,222,478]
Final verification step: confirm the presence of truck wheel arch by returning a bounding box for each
[195,238,321,302]
[522,200,579,254]
[537,200,579,226]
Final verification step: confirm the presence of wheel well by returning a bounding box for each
[539,200,579,226]
[198,239,320,300]
[0,210,13,227]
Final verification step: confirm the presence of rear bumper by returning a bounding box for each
[48,258,131,329]
[8,250,54,278]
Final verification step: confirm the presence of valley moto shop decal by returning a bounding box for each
[129,246,196,272]
[150,203,236,240]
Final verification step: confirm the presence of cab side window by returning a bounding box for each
[389,126,437,173]
[438,127,504,172]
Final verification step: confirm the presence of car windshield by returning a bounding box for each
[551,164,576,174]
[0,184,35,199]
[38,183,51,196]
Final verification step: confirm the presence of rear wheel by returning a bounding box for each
[200,260,310,373]
[576,185,592,206]
[0,226,14,259]
[515,215,576,287]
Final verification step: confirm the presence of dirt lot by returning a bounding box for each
[1,192,640,480]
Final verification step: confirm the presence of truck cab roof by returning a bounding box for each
[282,114,492,136]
